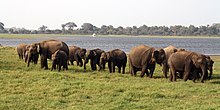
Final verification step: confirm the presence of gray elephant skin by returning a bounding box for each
[17,43,27,60]
[100,49,127,74]
[162,45,185,78]
[168,51,208,83]
[69,46,86,67]
[51,50,68,72]
[27,39,69,69]
[84,48,105,70]
[129,45,166,78]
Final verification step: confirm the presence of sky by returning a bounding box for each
[1,0,220,29]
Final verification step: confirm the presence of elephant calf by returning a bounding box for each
[69,46,86,67]
[25,45,39,66]
[17,43,27,60]
[100,49,127,74]
[84,48,105,70]
[51,50,68,72]
[162,45,185,78]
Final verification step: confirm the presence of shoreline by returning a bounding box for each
[1,46,220,56]
[0,34,220,39]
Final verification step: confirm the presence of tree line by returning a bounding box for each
[0,22,220,36]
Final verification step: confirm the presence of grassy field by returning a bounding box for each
[0,47,220,110]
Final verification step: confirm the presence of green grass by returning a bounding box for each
[0,47,220,110]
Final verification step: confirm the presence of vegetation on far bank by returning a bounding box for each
[0,33,220,39]
[1,21,220,36]
[0,46,220,110]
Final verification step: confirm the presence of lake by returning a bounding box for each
[0,36,219,55]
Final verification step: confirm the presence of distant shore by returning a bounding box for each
[0,34,220,39]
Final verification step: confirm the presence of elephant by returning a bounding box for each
[128,45,166,78]
[162,45,185,78]
[68,46,86,67]
[100,49,127,74]
[17,43,27,60]
[51,50,68,72]
[24,45,39,64]
[84,48,105,70]
[189,55,214,80]
[168,51,208,83]
[27,39,69,69]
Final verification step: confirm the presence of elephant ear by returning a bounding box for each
[151,50,159,63]
[106,52,111,60]
[192,54,202,68]
[153,50,159,59]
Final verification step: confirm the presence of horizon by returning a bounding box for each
[1,0,220,30]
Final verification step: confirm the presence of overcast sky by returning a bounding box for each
[1,0,220,29]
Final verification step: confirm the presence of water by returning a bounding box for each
[0,36,219,55]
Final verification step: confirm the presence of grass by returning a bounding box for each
[0,33,220,39]
[0,46,220,110]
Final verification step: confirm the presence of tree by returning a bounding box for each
[0,22,4,33]
[66,22,77,31]
[81,23,94,34]
[38,25,48,33]
[0,22,4,30]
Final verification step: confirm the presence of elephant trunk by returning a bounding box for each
[208,68,213,80]
[100,58,106,70]
[200,65,208,83]
[27,52,32,67]
[84,58,88,70]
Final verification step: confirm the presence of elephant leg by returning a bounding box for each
[145,69,149,76]
[112,63,115,73]
[209,69,213,80]
[140,65,147,77]
[122,65,125,74]
[58,65,61,72]
[118,66,121,73]
[149,64,156,78]
[162,63,168,78]
[169,66,175,81]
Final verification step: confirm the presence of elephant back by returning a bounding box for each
[111,49,127,59]
[40,40,69,59]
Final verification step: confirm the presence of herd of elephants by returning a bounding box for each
[16,39,214,83]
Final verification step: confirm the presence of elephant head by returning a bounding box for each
[27,43,40,67]
[152,49,166,65]
[203,55,214,79]
[100,52,110,70]
[191,53,208,83]
[85,50,96,64]
[78,48,86,59]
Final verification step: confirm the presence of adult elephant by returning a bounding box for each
[27,39,69,69]
[17,43,27,60]
[84,48,105,70]
[168,51,208,83]
[162,45,185,78]
[129,45,166,78]
[68,46,86,67]
[100,49,127,74]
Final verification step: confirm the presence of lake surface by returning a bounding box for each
[0,36,219,55]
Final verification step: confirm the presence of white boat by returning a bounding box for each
[92,33,96,37]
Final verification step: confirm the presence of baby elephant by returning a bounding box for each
[100,49,127,74]
[51,50,68,72]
